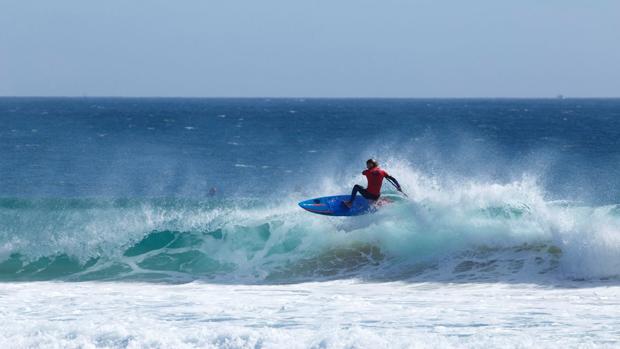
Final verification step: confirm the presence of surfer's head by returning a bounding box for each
[366,159,378,169]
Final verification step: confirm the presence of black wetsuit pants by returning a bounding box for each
[349,184,379,202]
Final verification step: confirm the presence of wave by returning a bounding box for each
[1,166,619,283]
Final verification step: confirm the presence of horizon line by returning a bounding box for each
[1,95,619,100]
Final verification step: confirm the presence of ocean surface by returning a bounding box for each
[1,97,619,348]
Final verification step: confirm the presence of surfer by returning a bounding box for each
[344,159,402,208]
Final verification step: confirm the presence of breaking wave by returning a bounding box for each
[1,165,619,283]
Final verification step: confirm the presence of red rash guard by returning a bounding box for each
[363,167,388,196]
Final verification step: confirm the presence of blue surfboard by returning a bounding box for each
[298,195,391,216]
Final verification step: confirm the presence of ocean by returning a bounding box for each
[1,98,619,348]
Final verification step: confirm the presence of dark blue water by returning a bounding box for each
[2,98,620,201]
[1,98,620,282]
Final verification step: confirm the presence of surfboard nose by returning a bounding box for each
[298,199,332,215]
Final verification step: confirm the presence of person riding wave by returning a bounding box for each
[344,159,402,208]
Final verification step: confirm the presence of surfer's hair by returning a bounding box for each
[366,159,378,167]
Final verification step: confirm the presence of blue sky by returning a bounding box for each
[1,1,619,97]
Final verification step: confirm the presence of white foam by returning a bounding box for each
[0,280,617,348]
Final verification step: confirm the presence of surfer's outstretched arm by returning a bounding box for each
[385,175,401,190]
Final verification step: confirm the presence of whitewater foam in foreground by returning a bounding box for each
[1,280,618,348]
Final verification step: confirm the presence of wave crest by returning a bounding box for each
[1,168,619,283]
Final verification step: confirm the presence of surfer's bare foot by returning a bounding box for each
[343,200,353,208]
